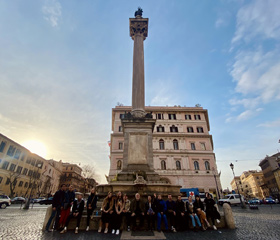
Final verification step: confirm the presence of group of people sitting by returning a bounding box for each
[45,184,221,235]
[98,191,221,235]
[45,184,97,234]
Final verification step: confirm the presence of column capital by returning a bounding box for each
[129,18,149,40]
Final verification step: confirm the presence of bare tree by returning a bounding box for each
[7,172,21,198]
[82,164,96,179]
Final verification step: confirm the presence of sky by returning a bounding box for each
[0,0,279,189]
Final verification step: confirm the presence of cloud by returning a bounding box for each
[226,108,263,123]
[42,0,62,27]
[227,0,280,122]
[232,0,280,44]
[257,119,280,128]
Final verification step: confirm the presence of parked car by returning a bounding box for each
[0,194,11,209]
[264,198,276,204]
[218,194,245,206]
[39,197,53,205]
[248,198,261,205]
[31,197,46,203]
[11,197,26,204]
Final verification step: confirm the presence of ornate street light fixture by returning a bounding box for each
[230,163,246,208]
[212,167,221,200]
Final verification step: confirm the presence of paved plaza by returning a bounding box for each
[1,204,280,240]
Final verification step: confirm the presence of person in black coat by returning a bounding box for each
[61,193,85,234]
[145,195,156,230]
[166,194,177,232]
[45,184,66,232]
[204,192,220,230]
[175,195,187,231]
[86,188,97,231]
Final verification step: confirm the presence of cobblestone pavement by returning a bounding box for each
[1,204,280,240]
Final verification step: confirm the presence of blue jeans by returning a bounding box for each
[189,214,201,227]
[157,212,168,230]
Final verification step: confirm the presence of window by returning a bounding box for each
[170,125,178,132]
[200,143,206,150]
[161,160,166,170]
[119,142,123,150]
[20,152,26,161]
[197,127,204,133]
[18,181,23,187]
[0,141,6,152]
[14,149,21,159]
[194,161,199,170]
[24,182,28,188]
[120,114,125,119]
[176,161,181,170]
[157,113,164,119]
[173,139,179,150]
[205,161,210,170]
[191,143,196,150]
[168,114,176,120]
[26,157,31,164]
[31,159,35,166]
[159,139,165,150]
[9,163,16,172]
[194,114,201,120]
[0,176,3,184]
[157,125,165,132]
[117,160,122,170]
[16,166,23,174]
[187,127,194,133]
[2,161,9,170]
[5,178,10,185]
[7,145,16,156]
[185,114,192,120]
[28,170,33,176]
[118,126,123,132]
[22,168,28,175]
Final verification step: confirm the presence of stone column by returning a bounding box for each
[129,16,148,118]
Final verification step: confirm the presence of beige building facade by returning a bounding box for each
[0,133,45,197]
[109,106,222,197]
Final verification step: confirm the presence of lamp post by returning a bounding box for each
[230,163,246,208]
[23,163,42,210]
[212,167,221,200]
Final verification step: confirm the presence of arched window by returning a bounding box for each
[159,139,165,150]
[161,160,166,170]
[157,125,165,132]
[176,161,181,170]
[170,125,178,132]
[194,161,199,170]
[117,160,122,170]
[205,161,210,170]
[173,139,179,150]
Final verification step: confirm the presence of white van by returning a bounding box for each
[218,194,245,206]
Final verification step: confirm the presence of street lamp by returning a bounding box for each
[23,163,42,210]
[230,163,246,208]
[212,167,221,200]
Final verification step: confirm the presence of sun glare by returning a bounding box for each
[22,140,47,158]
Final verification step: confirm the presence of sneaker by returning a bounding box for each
[127,226,130,232]
[116,229,120,235]
[216,219,220,224]
[60,227,67,234]
[75,227,78,234]
[213,225,217,230]
[172,227,177,233]
[86,226,89,232]
[98,227,102,233]
[206,222,211,227]
[104,228,108,234]
[112,229,115,234]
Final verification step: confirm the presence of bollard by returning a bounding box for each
[223,203,235,229]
